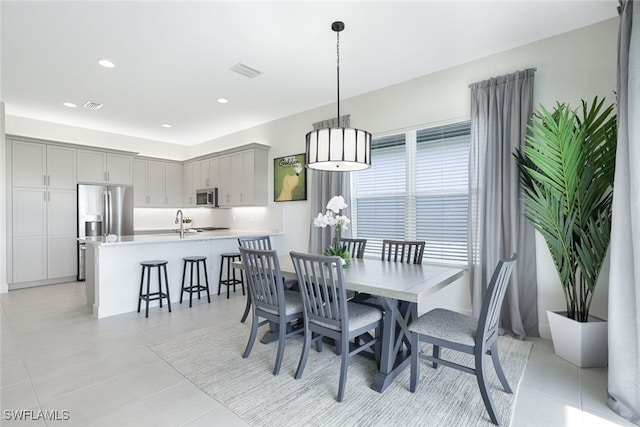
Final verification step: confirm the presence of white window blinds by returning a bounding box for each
[352,122,470,264]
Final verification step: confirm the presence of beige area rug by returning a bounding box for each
[149,320,532,427]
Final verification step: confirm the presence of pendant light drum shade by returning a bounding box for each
[305,20,372,172]
[306,127,371,171]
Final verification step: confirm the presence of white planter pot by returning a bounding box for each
[547,310,608,368]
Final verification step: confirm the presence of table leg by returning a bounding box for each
[370,297,418,393]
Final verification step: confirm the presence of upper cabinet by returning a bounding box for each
[218,146,268,207]
[133,158,182,207]
[77,149,133,185]
[12,140,76,189]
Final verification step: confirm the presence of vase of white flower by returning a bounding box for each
[313,195,351,267]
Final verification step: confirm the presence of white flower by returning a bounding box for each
[326,195,347,214]
[294,164,303,174]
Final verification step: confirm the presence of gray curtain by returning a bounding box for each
[308,115,352,254]
[608,1,639,424]
[308,171,351,254]
[468,68,539,339]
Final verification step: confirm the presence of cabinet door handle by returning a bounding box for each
[107,171,110,182]
[165,196,168,205]
[44,175,47,186]
[47,175,51,186]
[104,172,108,182]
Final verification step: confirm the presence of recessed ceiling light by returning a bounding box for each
[98,59,115,68]
[63,102,77,108]
[217,98,229,104]
[161,124,172,128]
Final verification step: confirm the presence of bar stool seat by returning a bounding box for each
[218,253,244,299]
[138,260,171,318]
[180,256,211,307]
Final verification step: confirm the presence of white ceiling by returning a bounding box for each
[1,1,618,146]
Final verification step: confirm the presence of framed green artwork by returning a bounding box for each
[274,153,307,202]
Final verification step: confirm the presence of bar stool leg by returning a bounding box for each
[145,266,151,318]
[203,259,211,303]
[196,260,201,301]
[163,264,171,313]
[180,260,187,304]
[138,265,145,314]
[157,265,163,308]
[218,256,224,296]
[189,261,194,307]
[231,260,237,294]
[226,257,231,299]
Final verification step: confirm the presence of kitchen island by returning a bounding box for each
[83,230,284,318]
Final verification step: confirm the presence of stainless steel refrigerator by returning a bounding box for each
[77,184,134,280]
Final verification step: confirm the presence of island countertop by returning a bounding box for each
[81,229,281,246]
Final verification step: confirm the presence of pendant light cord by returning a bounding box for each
[336,29,341,124]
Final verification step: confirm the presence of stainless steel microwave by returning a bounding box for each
[196,188,219,207]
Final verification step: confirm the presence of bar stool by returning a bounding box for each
[180,256,211,307]
[138,260,171,318]
[218,253,244,299]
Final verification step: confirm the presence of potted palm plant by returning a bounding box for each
[515,96,617,367]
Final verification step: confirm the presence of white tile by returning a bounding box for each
[0,382,40,413]
[86,400,162,427]
[39,376,140,426]
[1,360,29,388]
[118,359,188,399]
[512,387,584,427]
[143,380,222,426]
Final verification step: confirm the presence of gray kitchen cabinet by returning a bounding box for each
[218,147,267,207]
[9,138,77,285]
[77,149,132,185]
[165,162,183,207]
[182,162,195,206]
[11,186,76,283]
[12,141,76,189]
[134,158,182,207]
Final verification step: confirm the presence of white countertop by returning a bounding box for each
[80,229,280,246]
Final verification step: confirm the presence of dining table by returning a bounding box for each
[238,254,465,393]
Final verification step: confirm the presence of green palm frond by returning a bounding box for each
[515,96,617,321]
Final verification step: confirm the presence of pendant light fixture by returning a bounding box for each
[305,21,371,171]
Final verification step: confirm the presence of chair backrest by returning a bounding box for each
[238,235,272,250]
[289,251,348,332]
[239,247,285,316]
[477,254,517,348]
[381,239,425,264]
[340,238,367,259]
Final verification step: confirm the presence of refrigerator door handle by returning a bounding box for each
[104,191,112,235]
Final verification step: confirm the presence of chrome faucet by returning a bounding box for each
[175,209,184,239]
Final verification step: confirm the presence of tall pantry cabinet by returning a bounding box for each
[10,139,77,284]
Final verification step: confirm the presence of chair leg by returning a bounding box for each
[243,311,259,359]
[336,336,349,402]
[196,261,201,300]
[226,258,231,299]
[409,332,420,392]
[476,350,500,425]
[490,342,512,393]
[240,292,251,323]
[273,318,287,375]
[432,344,440,369]
[295,323,312,379]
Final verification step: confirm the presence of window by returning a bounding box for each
[351,121,470,264]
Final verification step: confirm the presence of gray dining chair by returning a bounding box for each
[239,247,304,375]
[381,239,425,264]
[238,235,273,322]
[289,251,383,402]
[408,254,517,426]
[340,238,367,259]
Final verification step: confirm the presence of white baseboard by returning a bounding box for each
[0,282,8,293]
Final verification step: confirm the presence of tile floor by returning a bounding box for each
[0,281,634,427]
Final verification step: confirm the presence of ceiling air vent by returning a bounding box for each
[83,101,103,110]
[230,63,262,79]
